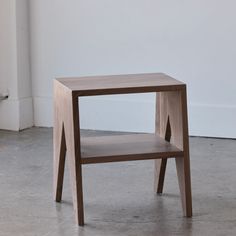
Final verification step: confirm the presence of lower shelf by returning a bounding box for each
[80,134,183,164]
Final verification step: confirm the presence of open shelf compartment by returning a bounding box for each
[80,134,183,164]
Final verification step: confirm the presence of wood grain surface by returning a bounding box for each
[57,73,185,96]
[80,134,183,164]
[53,73,192,226]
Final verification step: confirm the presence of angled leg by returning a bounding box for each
[176,157,192,217]
[54,123,66,202]
[63,93,84,226]
[154,115,171,194]
[53,82,67,202]
[175,88,192,217]
[154,159,167,194]
[53,81,84,226]
[156,89,192,217]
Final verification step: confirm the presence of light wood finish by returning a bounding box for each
[154,88,192,217]
[53,82,66,203]
[53,81,84,226]
[81,134,183,164]
[53,73,192,225]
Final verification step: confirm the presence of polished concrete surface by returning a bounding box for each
[0,128,236,236]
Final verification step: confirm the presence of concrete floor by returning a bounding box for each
[0,128,236,236]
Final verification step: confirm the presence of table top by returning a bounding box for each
[56,73,185,96]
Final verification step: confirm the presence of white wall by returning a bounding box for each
[0,0,14,96]
[0,0,33,130]
[29,0,236,138]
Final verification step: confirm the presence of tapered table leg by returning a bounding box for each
[154,89,192,217]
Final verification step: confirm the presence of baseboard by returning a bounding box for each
[33,96,236,139]
[0,97,33,131]
[188,104,236,139]
[19,97,34,130]
[34,96,53,128]
[0,98,19,130]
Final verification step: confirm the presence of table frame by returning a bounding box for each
[53,73,192,226]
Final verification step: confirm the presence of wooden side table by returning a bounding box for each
[53,73,192,226]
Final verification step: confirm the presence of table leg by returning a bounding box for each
[154,89,192,217]
[54,81,85,225]
[64,95,84,226]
